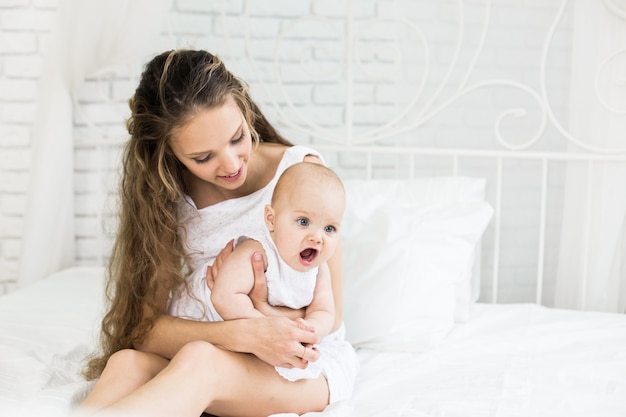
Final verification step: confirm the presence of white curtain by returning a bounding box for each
[555,1,626,313]
[18,0,170,286]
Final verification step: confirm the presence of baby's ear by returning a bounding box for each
[264,205,276,231]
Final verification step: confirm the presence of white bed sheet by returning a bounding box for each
[1,267,625,417]
[304,304,626,417]
[0,267,103,416]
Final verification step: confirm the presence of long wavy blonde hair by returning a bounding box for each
[84,49,292,380]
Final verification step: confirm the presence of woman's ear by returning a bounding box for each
[264,205,276,231]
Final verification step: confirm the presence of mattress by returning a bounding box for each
[1,267,625,417]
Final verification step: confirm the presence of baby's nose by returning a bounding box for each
[308,232,322,243]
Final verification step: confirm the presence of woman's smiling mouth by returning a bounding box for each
[219,167,243,183]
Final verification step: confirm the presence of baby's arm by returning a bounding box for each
[301,262,335,339]
[211,239,266,320]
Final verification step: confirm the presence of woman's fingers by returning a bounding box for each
[206,239,235,289]
[249,251,268,305]
[243,317,319,368]
[299,344,319,364]
[214,239,234,271]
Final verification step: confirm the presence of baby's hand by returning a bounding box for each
[294,317,315,334]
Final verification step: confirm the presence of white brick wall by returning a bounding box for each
[0,0,575,300]
[0,0,58,292]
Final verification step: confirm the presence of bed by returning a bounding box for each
[1,173,626,417]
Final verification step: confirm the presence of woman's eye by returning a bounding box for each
[297,218,309,227]
[194,154,212,164]
[231,133,244,144]
[325,225,336,233]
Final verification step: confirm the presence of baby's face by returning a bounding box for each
[266,186,344,272]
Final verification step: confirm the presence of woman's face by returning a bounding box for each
[169,97,253,191]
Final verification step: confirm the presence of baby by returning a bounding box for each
[212,161,343,327]
[171,161,346,382]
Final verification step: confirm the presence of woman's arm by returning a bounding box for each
[135,313,319,367]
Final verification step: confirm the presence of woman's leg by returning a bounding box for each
[93,341,329,417]
[78,349,169,413]
[201,343,329,417]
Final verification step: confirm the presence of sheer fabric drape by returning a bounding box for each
[554,1,626,313]
[18,0,169,286]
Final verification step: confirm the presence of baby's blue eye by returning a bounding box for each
[325,225,336,233]
[297,218,309,227]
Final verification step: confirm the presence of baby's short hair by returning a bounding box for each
[272,162,344,205]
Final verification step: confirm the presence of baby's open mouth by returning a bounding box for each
[299,248,318,264]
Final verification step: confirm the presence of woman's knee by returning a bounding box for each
[102,349,165,382]
[171,341,221,371]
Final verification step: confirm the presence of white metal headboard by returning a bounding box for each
[314,144,626,307]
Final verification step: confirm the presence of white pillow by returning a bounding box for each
[344,176,489,321]
[341,177,493,351]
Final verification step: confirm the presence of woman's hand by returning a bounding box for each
[236,316,321,368]
[293,318,319,367]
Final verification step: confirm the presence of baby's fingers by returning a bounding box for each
[294,317,315,333]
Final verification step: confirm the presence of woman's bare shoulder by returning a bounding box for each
[258,142,290,155]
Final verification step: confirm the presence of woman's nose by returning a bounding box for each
[219,150,239,173]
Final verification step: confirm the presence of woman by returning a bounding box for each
[78,49,357,417]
